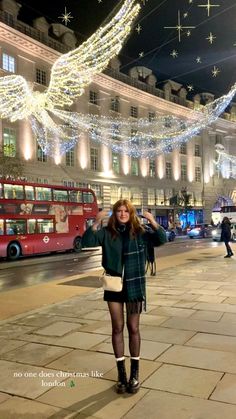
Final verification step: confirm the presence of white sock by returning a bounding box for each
[131,356,140,360]
[116,356,125,362]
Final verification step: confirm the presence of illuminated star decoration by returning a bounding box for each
[196,56,202,63]
[0,0,141,156]
[187,85,194,91]
[98,0,103,3]
[198,1,220,17]
[189,0,193,3]
[212,65,220,77]
[206,32,216,44]
[164,10,195,42]
[58,7,73,26]
[170,50,178,58]
[136,23,142,34]
[187,30,191,36]
[183,12,188,18]
[139,51,144,58]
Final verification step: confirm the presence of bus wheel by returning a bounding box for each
[7,242,21,260]
[74,237,82,253]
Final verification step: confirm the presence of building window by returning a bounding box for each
[148,111,155,122]
[36,68,47,85]
[181,164,187,181]
[149,159,156,177]
[131,188,141,205]
[3,11,14,25]
[195,166,201,182]
[3,128,16,157]
[111,97,120,112]
[156,189,164,205]
[131,159,139,176]
[195,144,201,156]
[89,91,98,105]
[130,106,138,118]
[63,180,75,187]
[2,53,15,73]
[180,143,187,154]
[148,188,155,205]
[110,185,119,204]
[90,184,102,205]
[166,162,172,179]
[119,187,130,200]
[37,144,47,162]
[112,153,120,174]
[90,147,99,171]
[111,123,121,141]
[66,149,74,166]
[36,178,48,184]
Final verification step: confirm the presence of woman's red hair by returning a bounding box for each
[107,199,144,238]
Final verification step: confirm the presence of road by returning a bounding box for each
[0,238,221,292]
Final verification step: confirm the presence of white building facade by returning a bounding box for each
[0,0,236,228]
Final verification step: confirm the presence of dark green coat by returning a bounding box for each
[82,225,166,276]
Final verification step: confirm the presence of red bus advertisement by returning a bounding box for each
[0,179,98,260]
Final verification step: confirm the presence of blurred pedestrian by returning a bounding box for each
[221,216,233,258]
[82,199,166,394]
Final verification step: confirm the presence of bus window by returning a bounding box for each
[0,184,3,199]
[53,189,68,202]
[28,219,36,234]
[4,184,24,200]
[25,186,35,200]
[6,219,26,235]
[68,190,82,203]
[35,187,52,201]
[37,219,54,233]
[83,191,94,203]
[0,219,3,235]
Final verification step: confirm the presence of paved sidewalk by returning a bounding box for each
[0,254,236,418]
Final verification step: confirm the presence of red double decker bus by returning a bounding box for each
[0,179,98,260]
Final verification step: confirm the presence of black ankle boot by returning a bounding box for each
[127,359,140,394]
[116,360,127,394]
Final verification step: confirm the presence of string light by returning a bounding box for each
[0,0,140,119]
[31,82,236,158]
[214,148,236,179]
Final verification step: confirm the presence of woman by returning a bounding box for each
[82,199,166,394]
[221,216,233,258]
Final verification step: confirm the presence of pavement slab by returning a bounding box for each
[1,254,236,418]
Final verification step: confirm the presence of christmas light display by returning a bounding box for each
[0,0,140,120]
[215,147,236,179]
[31,82,236,158]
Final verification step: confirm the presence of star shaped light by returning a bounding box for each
[196,56,202,63]
[187,85,194,91]
[206,32,216,44]
[136,24,142,34]
[58,7,73,26]
[189,0,193,3]
[98,0,103,3]
[187,30,191,36]
[164,10,195,42]
[183,12,188,18]
[170,49,178,58]
[198,1,220,17]
[139,51,144,58]
[212,65,220,77]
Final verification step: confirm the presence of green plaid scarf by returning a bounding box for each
[123,236,146,313]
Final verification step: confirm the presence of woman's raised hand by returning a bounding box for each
[92,209,110,230]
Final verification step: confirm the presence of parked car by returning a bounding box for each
[166,229,176,242]
[187,224,213,239]
[212,223,236,242]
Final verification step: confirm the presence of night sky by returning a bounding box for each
[18,0,236,97]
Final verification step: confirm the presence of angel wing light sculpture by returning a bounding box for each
[0,0,140,127]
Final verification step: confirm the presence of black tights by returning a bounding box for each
[107,301,141,358]
[224,241,233,255]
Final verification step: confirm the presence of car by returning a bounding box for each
[166,229,176,242]
[187,224,213,239]
[212,223,236,242]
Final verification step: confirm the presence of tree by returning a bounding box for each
[0,153,24,179]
